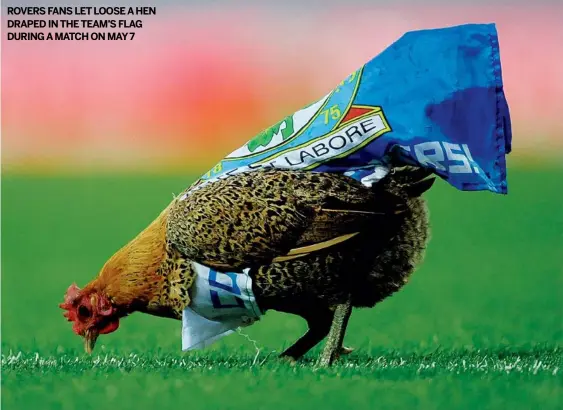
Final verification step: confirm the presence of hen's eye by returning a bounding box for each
[78,305,91,319]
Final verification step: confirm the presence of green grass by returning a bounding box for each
[2,166,562,410]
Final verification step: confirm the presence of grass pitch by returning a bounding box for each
[2,166,562,409]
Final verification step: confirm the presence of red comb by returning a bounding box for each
[59,283,81,322]
[64,283,81,303]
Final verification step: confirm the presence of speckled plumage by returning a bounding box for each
[165,167,433,361]
[167,170,404,271]
[143,242,195,320]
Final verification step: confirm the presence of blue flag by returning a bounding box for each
[192,23,512,194]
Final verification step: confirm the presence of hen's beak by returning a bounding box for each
[83,329,99,354]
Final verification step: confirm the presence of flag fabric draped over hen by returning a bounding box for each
[60,23,511,366]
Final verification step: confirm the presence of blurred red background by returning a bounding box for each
[2,3,562,172]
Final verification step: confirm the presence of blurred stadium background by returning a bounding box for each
[2,0,562,172]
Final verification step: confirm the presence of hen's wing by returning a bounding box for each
[167,169,390,272]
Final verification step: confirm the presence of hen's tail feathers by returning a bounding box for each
[389,166,434,185]
[374,165,436,199]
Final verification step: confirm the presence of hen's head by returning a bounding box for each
[59,283,120,354]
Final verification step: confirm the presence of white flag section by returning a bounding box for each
[182,262,263,351]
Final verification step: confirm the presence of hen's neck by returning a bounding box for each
[90,207,171,312]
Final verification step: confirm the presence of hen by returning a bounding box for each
[61,166,433,365]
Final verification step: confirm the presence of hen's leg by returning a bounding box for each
[318,298,353,367]
[280,307,334,362]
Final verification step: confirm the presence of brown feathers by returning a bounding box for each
[84,207,170,308]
